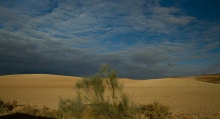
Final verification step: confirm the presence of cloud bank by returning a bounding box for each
[0,0,219,79]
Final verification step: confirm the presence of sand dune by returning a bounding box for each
[123,77,220,115]
[0,74,220,117]
[0,74,81,109]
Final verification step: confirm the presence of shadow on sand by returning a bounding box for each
[0,113,56,119]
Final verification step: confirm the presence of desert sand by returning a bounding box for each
[0,74,220,117]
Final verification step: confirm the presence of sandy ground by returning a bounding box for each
[0,74,220,117]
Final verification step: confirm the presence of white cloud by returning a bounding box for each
[150,6,179,14]
[147,6,195,32]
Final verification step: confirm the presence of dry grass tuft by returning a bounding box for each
[15,105,58,118]
[0,100,17,113]
[140,102,172,119]
[196,74,220,83]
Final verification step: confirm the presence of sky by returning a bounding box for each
[0,0,220,79]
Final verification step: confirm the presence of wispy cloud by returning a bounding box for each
[0,0,219,78]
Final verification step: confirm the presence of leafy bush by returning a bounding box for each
[59,64,139,119]
[59,64,173,119]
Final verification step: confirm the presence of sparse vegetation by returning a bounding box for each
[0,100,17,113]
[140,102,172,119]
[0,64,174,119]
[174,112,220,119]
[15,105,59,118]
[59,64,138,118]
[59,64,172,119]
[0,100,59,118]
[2,67,220,118]
[196,74,220,83]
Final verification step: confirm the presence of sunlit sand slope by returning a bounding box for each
[0,74,81,109]
[123,77,220,115]
[0,74,220,116]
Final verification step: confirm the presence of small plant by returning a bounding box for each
[59,64,139,119]
[140,102,172,119]
[196,74,220,83]
[59,64,173,119]
[15,105,59,118]
[0,100,17,113]
[18,105,38,115]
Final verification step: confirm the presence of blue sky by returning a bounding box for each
[0,0,220,79]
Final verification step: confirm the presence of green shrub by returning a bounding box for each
[58,97,84,118]
[59,64,173,119]
[59,64,139,119]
